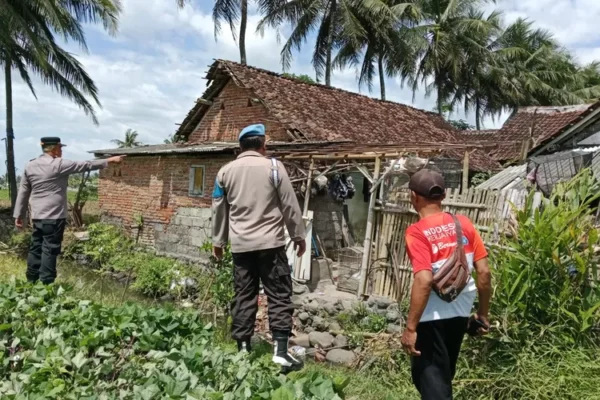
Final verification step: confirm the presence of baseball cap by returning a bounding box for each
[408,169,446,200]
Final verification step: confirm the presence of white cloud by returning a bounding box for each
[493,0,600,47]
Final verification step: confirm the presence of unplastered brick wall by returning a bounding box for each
[99,153,346,260]
[188,80,290,143]
[98,154,234,258]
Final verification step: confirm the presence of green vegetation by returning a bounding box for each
[491,170,600,346]
[0,189,97,203]
[111,128,143,148]
[63,224,235,310]
[0,171,599,399]
[0,281,347,399]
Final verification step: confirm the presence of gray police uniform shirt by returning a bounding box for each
[13,154,108,220]
[212,151,306,253]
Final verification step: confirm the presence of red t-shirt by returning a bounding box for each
[405,213,487,274]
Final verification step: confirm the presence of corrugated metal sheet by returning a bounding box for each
[477,165,527,190]
[90,142,239,156]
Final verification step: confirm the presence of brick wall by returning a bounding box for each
[188,80,290,143]
[99,154,234,259]
[99,153,346,260]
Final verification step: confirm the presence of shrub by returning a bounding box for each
[201,243,235,313]
[7,230,31,255]
[65,223,134,267]
[63,224,181,298]
[491,169,600,347]
[130,253,178,297]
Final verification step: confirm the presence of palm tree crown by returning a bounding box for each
[112,129,143,148]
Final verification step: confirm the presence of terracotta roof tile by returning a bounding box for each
[490,105,596,162]
[457,129,498,143]
[212,60,458,144]
[174,60,501,171]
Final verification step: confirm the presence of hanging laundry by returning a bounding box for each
[342,175,356,199]
[363,177,371,202]
[329,174,348,201]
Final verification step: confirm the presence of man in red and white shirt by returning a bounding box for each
[401,169,491,400]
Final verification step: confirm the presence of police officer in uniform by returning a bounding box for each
[212,124,306,373]
[13,137,125,284]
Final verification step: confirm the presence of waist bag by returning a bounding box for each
[432,214,470,302]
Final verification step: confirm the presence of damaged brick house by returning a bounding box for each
[470,102,600,193]
[92,60,496,261]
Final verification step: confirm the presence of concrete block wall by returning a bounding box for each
[154,207,211,260]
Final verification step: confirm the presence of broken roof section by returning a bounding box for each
[490,103,600,163]
[176,59,460,145]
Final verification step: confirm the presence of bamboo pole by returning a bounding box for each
[303,158,315,216]
[462,150,470,194]
[358,156,382,298]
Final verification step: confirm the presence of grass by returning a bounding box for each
[0,188,97,202]
[0,253,150,307]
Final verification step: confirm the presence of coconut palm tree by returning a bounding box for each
[212,0,252,65]
[451,17,600,129]
[0,0,121,210]
[333,1,420,99]
[258,0,370,86]
[403,0,500,116]
[111,129,142,148]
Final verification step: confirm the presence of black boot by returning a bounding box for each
[272,330,304,374]
[237,338,251,353]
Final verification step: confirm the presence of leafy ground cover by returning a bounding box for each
[0,281,348,399]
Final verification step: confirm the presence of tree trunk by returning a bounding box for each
[239,0,248,65]
[325,0,337,86]
[436,72,444,116]
[475,100,481,130]
[5,61,17,211]
[378,55,386,100]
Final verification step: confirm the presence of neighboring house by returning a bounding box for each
[476,103,600,193]
[92,60,496,260]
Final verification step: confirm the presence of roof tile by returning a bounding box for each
[209,60,459,144]
[490,105,596,162]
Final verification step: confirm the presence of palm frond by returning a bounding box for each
[213,0,240,42]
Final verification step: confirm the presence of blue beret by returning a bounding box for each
[239,124,265,141]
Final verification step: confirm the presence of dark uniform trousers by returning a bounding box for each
[27,219,66,284]
[230,246,294,340]
[411,316,469,400]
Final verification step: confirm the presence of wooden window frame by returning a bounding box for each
[188,165,206,197]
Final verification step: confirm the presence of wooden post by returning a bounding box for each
[462,150,470,194]
[358,156,381,298]
[303,158,314,216]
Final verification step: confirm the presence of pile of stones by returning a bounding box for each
[290,294,404,366]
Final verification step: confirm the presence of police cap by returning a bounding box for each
[40,137,66,147]
[238,124,265,141]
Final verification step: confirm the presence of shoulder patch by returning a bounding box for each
[212,177,225,198]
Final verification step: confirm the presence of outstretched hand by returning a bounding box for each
[107,155,126,164]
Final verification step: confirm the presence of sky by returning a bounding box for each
[1,0,600,173]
